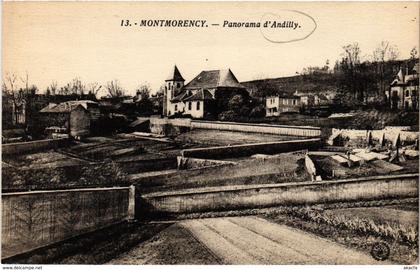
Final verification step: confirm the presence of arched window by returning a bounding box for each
[406,90,410,97]
[197,101,200,110]
[188,102,192,110]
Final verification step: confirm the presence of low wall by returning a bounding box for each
[1,186,135,259]
[140,174,418,214]
[149,118,191,136]
[147,118,321,137]
[2,138,70,155]
[191,120,321,137]
[181,138,321,159]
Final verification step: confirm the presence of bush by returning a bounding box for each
[218,110,237,121]
[249,105,266,118]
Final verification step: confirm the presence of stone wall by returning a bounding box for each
[140,174,418,214]
[181,138,321,159]
[1,186,134,259]
[191,120,321,137]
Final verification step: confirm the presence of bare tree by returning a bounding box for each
[410,47,418,60]
[342,43,361,66]
[87,82,102,97]
[3,72,35,125]
[135,82,151,100]
[372,41,389,99]
[339,43,365,101]
[387,45,400,61]
[59,77,86,96]
[46,81,58,95]
[372,41,400,101]
[3,72,18,96]
[105,80,125,98]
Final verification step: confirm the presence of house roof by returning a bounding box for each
[166,65,185,82]
[270,92,300,99]
[40,102,88,113]
[183,89,214,101]
[183,69,245,90]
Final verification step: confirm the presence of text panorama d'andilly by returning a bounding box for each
[121,19,300,29]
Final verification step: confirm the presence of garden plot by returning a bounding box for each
[325,207,418,227]
[174,129,300,147]
[63,136,183,162]
[130,151,307,193]
[3,150,88,170]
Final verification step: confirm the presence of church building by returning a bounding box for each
[163,65,247,118]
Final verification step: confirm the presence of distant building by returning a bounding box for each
[266,94,300,116]
[387,63,419,111]
[163,66,247,119]
[40,101,95,137]
[294,91,333,109]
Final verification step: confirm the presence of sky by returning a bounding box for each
[2,1,419,96]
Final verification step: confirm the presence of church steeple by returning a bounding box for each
[163,65,185,116]
[166,65,185,82]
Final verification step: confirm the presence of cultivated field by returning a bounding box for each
[174,129,300,146]
[130,151,307,193]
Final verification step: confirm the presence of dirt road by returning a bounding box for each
[182,216,389,265]
[109,216,390,264]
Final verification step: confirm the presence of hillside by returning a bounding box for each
[241,73,340,97]
[242,58,418,98]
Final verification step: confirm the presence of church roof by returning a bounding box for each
[183,89,214,101]
[171,91,189,102]
[165,65,185,81]
[183,69,245,90]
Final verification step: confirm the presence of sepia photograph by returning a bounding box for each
[1,1,419,267]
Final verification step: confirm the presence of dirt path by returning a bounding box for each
[180,216,390,265]
[108,216,391,265]
[107,223,220,264]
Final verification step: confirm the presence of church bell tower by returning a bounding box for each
[163,65,185,116]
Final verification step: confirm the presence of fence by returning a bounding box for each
[1,186,135,259]
[140,174,418,214]
[191,120,321,137]
[2,138,70,155]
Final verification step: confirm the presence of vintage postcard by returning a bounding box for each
[1,1,419,267]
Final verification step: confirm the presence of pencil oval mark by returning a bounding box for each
[260,10,317,44]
